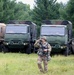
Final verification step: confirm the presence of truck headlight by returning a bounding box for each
[61,46,66,49]
[4,42,9,45]
[23,43,28,45]
[61,46,63,49]
[6,43,9,45]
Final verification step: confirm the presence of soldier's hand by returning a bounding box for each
[44,49,47,52]
[36,39,40,43]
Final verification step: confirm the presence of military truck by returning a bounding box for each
[4,21,37,53]
[0,23,6,41]
[0,23,6,51]
[40,20,72,56]
[71,38,74,54]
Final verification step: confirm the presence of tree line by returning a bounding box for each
[0,0,74,27]
[0,0,32,23]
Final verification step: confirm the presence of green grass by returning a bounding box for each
[0,53,74,75]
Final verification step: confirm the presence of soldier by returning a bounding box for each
[34,36,52,73]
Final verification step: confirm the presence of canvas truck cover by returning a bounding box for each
[0,23,6,41]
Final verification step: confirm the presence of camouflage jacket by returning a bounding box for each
[34,40,52,56]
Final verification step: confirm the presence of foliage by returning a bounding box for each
[0,0,32,23]
[59,2,67,20]
[14,2,32,21]
[65,0,74,27]
[0,0,16,23]
[32,0,60,25]
[0,53,74,75]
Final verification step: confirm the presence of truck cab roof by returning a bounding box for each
[42,20,72,25]
[6,24,29,26]
[0,23,6,26]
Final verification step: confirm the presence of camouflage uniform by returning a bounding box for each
[34,39,51,72]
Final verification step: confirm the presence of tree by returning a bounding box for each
[0,0,16,23]
[0,0,3,21]
[14,2,32,21]
[65,0,74,26]
[32,0,60,25]
[59,2,67,20]
[0,0,32,23]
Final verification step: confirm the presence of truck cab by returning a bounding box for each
[4,21,37,53]
[40,20,72,56]
[4,24,30,52]
[0,23,6,52]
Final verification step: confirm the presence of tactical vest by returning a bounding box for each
[37,42,49,56]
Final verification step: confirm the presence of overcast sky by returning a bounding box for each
[16,0,69,9]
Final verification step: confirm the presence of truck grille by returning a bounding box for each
[11,40,21,44]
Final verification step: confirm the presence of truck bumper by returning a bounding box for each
[4,43,28,48]
[51,45,67,52]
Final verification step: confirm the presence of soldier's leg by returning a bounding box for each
[43,57,48,72]
[37,56,43,72]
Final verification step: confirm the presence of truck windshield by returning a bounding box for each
[6,25,27,33]
[41,26,65,36]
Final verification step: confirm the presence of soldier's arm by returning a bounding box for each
[47,44,52,52]
[34,40,40,48]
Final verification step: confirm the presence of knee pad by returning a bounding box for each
[37,61,42,65]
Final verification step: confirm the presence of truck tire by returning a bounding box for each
[26,44,31,54]
[0,43,4,52]
[0,45,2,52]
[2,46,8,53]
[0,44,8,53]
[64,46,72,56]
[72,41,74,54]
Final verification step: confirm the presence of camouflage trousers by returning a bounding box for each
[37,56,48,72]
